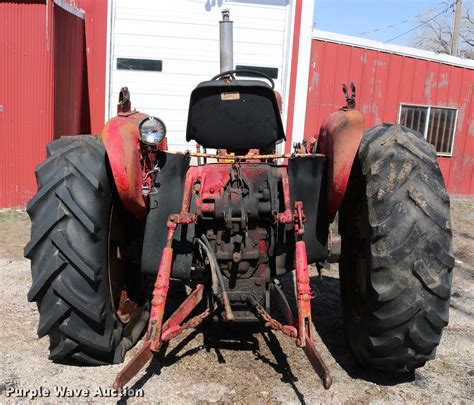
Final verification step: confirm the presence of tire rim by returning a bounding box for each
[107,203,138,324]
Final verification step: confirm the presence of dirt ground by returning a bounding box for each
[0,199,472,404]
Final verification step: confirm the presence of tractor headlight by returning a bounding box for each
[139,116,166,146]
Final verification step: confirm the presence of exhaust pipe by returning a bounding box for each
[219,9,233,73]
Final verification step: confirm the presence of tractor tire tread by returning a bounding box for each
[26,135,125,365]
[339,124,453,371]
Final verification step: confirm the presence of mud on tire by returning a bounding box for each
[339,124,454,371]
[25,136,147,365]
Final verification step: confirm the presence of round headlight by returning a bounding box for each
[139,117,166,146]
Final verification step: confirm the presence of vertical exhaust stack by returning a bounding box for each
[219,9,233,73]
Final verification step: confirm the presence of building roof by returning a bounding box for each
[312,29,474,70]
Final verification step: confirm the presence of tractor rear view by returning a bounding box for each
[25,11,454,389]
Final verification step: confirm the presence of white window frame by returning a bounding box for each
[397,103,458,157]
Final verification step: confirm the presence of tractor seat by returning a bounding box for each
[186,79,285,151]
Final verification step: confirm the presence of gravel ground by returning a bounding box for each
[0,199,473,404]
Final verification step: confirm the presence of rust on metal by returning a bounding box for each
[271,283,295,326]
[275,169,293,224]
[162,307,212,342]
[117,87,131,114]
[304,336,333,389]
[162,284,205,332]
[102,90,168,219]
[166,151,323,160]
[113,340,152,390]
[116,290,138,324]
[102,111,149,219]
[342,82,356,110]
[295,239,313,348]
[113,284,206,389]
[294,201,305,236]
[249,295,297,338]
[222,290,235,321]
[317,109,364,222]
[250,279,333,390]
[148,245,174,350]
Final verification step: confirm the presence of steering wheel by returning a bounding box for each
[211,69,275,90]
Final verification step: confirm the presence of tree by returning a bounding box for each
[412,1,474,59]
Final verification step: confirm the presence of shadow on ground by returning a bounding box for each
[118,323,306,404]
[118,272,416,404]
[306,273,415,386]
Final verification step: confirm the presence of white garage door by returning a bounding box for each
[107,0,292,150]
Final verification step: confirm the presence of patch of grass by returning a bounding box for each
[451,198,474,214]
[440,358,455,370]
[0,209,28,222]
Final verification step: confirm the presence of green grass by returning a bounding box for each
[0,209,28,222]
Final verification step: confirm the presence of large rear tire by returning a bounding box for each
[339,124,454,371]
[25,136,148,365]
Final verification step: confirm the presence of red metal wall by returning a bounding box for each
[0,1,54,207]
[54,5,90,136]
[72,0,108,134]
[304,39,474,195]
[0,1,93,207]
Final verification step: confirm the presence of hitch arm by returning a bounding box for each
[113,284,205,389]
[270,282,333,390]
[273,198,333,389]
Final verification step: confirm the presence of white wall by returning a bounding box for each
[108,0,291,150]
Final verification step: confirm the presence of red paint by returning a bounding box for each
[149,246,174,351]
[71,0,108,134]
[305,39,474,194]
[160,285,206,341]
[276,170,293,223]
[295,239,312,347]
[114,151,335,389]
[101,111,149,218]
[284,0,302,153]
[161,284,204,337]
[54,5,90,137]
[114,283,205,389]
[112,341,153,390]
[0,1,89,207]
[294,201,305,236]
[317,109,365,221]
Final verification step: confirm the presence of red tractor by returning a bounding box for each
[25,11,453,389]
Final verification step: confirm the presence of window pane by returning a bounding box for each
[117,58,163,72]
[399,105,428,135]
[235,65,279,79]
[427,108,456,154]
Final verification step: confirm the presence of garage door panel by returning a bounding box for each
[109,0,290,151]
[115,20,285,45]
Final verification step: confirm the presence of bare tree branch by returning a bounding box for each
[410,1,474,59]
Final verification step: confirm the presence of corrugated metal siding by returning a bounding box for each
[0,1,54,207]
[54,5,90,136]
[73,0,108,134]
[304,39,474,195]
[109,0,291,150]
[0,1,91,208]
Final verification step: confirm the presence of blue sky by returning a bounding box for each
[313,0,454,46]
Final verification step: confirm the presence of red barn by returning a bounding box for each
[303,30,474,195]
[1,1,472,208]
[0,0,107,207]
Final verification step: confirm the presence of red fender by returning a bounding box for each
[102,111,148,218]
[102,111,167,219]
[317,109,364,222]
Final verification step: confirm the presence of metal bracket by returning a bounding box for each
[342,82,356,110]
[269,283,333,389]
